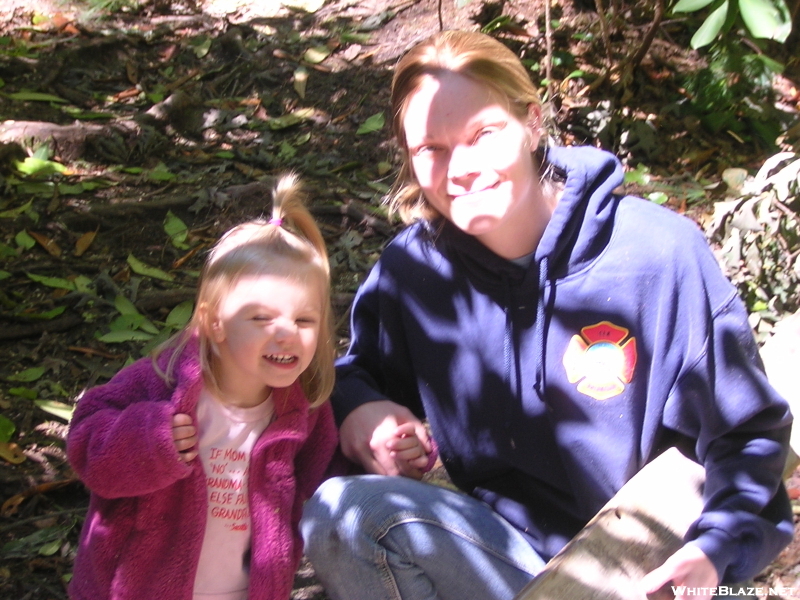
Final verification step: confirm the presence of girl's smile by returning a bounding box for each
[209,273,323,408]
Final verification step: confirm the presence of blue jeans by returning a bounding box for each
[300,475,546,600]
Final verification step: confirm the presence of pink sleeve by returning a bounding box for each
[293,401,339,503]
[67,359,192,499]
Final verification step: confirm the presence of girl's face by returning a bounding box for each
[402,71,547,258]
[209,273,323,408]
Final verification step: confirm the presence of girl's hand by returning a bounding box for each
[387,422,430,480]
[641,544,719,600]
[172,413,198,463]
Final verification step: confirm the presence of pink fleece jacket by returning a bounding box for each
[66,339,338,600]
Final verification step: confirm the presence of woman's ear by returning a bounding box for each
[525,103,543,151]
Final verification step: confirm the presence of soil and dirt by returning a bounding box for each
[0,0,799,598]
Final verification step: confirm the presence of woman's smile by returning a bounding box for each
[403,70,553,259]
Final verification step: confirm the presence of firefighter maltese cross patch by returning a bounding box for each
[563,321,637,400]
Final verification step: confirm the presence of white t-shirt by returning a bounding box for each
[193,387,274,600]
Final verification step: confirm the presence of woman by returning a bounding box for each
[300,31,793,600]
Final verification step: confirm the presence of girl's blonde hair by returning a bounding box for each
[388,30,544,224]
[155,173,334,407]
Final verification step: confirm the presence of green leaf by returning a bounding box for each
[15,156,67,176]
[356,112,385,135]
[38,539,62,556]
[26,273,76,290]
[189,35,212,58]
[9,387,37,400]
[114,294,140,316]
[0,270,10,281]
[17,182,55,198]
[303,46,330,64]
[166,300,194,329]
[6,91,67,103]
[672,0,716,12]
[722,167,749,191]
[35,400,74,423]
[278,140,297,160]
[624,164,651,185]
[739,0,791,42]
[7,366,46,382]
[61,106,115,120]
[690,0,730,48]
[0,199,33,219]
[109,313,159,335]
[127,254,175,281]
[147,163,175,182]
[0,414,15,444]
[74,275,93,294]
[2,522,73,559]
[647,192,669,205]
[97,329,154,343]
[267,112,306,131]
[15,229,36,250]
[24,306,67,320]
[164,211,189,249]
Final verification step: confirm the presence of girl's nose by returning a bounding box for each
[272,318,296,340]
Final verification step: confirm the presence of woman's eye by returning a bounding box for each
[414,145,440,156]
[475,128,497,142]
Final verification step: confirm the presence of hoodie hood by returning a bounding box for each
[434,145,625,285]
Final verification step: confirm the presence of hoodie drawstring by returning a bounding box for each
[534,255,550,396]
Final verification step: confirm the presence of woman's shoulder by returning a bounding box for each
[375,221,445,269]
[616,195,709,250]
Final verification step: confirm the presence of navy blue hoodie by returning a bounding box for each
[334,145,793,583]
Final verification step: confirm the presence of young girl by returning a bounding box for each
[67,174,338,600]
[301,31,793,600]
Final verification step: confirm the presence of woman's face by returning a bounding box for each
[402,70,544,257]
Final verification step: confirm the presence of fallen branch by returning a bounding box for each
[0,312,83,341]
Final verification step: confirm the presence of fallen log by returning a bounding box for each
[0,120,107,162]
[514,448,704,600]
[759,308,800,477]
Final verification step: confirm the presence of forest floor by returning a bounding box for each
[0,0,799,598]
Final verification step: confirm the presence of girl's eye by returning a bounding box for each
[252,315,274,322]
[296,317,318,326]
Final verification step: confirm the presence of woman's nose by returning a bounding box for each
[447,144,479,181]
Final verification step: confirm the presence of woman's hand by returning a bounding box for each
[641,544,719,600]
[339,400,431,478]
[172,413,198,463]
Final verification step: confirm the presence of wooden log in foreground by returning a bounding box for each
[514,448,705,600]
[759,309,800,477]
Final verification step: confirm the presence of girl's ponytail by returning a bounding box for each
[270,173,330,277]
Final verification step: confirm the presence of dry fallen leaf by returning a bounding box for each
[28,230,62,258]
[0,442,26,465]
[74,229,97,257]
[293,66,308,99]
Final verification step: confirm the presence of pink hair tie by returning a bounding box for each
[269,218,283,227]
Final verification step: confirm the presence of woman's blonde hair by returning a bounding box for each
[388,30,544,224]
[155,173,334,407]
